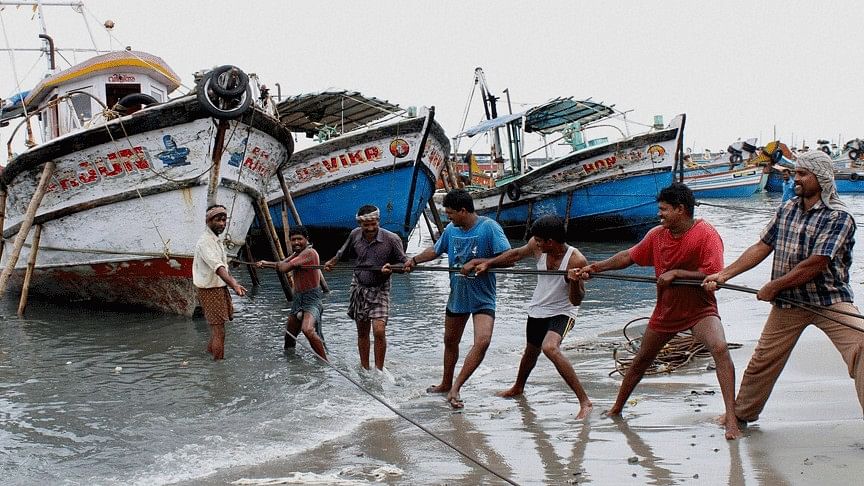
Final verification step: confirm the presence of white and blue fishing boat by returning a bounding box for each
[450,71,685,240]
[0,3,292,315]
[264,91,449,256]
[683,166,765,198]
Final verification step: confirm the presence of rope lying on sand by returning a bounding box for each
[610,317,743,377]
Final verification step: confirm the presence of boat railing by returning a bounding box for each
[5,90,110,162]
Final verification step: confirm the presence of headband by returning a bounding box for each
[206,206,228,221]
[356,208,380,222]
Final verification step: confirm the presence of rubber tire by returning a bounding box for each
[851,172,860,181]
[114,93,159,112]
[506,184,521,202]
[197,72,253,119]
[820,146,831,155]
[730,154,742,164]
[849,149,859,161]
[209,65,249,98]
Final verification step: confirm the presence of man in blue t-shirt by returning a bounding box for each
[404,189,511,409]
[781,169,796,202]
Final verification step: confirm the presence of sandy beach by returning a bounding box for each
[185,292,864,486]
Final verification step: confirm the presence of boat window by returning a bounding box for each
[70,87,92,123]
[106,83,141,112]
[151,86,164,102]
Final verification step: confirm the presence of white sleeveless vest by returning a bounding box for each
[527,246,580,319]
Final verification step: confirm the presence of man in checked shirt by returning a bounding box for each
[704,150,863,425]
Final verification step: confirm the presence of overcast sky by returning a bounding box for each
[1,0,861,156]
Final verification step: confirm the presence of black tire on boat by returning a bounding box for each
[113,93,159,112]
[772,149,784,163]
[850,172,860,181]
[197,71,253,119]
[730,154,742,164]
[820,146,832,155]
[209,65,249,98]
[506,183,522,202]
[849,149,859,161]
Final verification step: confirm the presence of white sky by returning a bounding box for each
[1,0,862,156]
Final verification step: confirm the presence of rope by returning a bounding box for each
[610,317,742,377]
[254,264,864,333]
[279,328,520,486]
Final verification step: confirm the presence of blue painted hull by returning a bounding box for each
[477,170,675,241]
[764,171,784,192]
[835,171,864,193]
[268,165,436,253]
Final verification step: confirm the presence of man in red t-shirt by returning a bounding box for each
[257,226,327,360]
[572,182,740,440]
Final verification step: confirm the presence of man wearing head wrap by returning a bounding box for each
[323,205,407,371]
[193,204,247,360]
[705,150,863,424]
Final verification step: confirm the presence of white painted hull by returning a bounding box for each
[1,98,291,314]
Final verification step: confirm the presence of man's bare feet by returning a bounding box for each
[716,413,744,440]
[496,386,523,398]
[447,394,464,409]
[602,407,622,418]
[426,384,450,394]
[576,402,594,419]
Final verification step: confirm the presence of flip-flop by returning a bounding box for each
[448,396,464,409]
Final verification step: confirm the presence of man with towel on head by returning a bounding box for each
[193,205,247,360]
[324,205,407,371]
[704,150,864,424]
[257,225,328,360]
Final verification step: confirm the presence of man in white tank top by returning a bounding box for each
[475,215,593,419]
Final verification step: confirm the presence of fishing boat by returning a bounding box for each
[0,6,292,315]
[263,90,449,256]
[683,166,765,198]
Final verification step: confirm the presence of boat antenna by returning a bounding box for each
[474,67,505,170]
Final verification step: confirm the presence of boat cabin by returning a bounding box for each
[16,50,180,141]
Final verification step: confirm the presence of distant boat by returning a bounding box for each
[0,5,292,315]
[684,166,765,198]
[264,91,449,256]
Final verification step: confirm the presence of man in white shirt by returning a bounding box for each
[193,205,247,360]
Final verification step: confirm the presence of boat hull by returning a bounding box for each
[835,170,864,193]
[265,112,449,256]
[466,117,683,241]
[684,167,763,198]
[1,97,292,315]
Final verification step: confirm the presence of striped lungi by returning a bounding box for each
[197,286,234,326]
[347,276,391,322]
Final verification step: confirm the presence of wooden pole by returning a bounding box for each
[0,161,55,298]
[207,119,229,208]
[242,244,260,287]
[280,201,291,255]
[17,224,42,316]
[255,197,292,301]
[0,187,6,263]
[276,171,302,225]
[427,198,444,237]
[422,209,438,244]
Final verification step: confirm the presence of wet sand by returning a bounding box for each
[186,297,864,486]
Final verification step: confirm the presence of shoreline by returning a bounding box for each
[185,299,864,486]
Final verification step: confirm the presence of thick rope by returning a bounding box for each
[280,327,520,486]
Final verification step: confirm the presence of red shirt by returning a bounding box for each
[628,219,724,333]
[289,248,320,292]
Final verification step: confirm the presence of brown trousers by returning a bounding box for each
[735,302,864,421]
